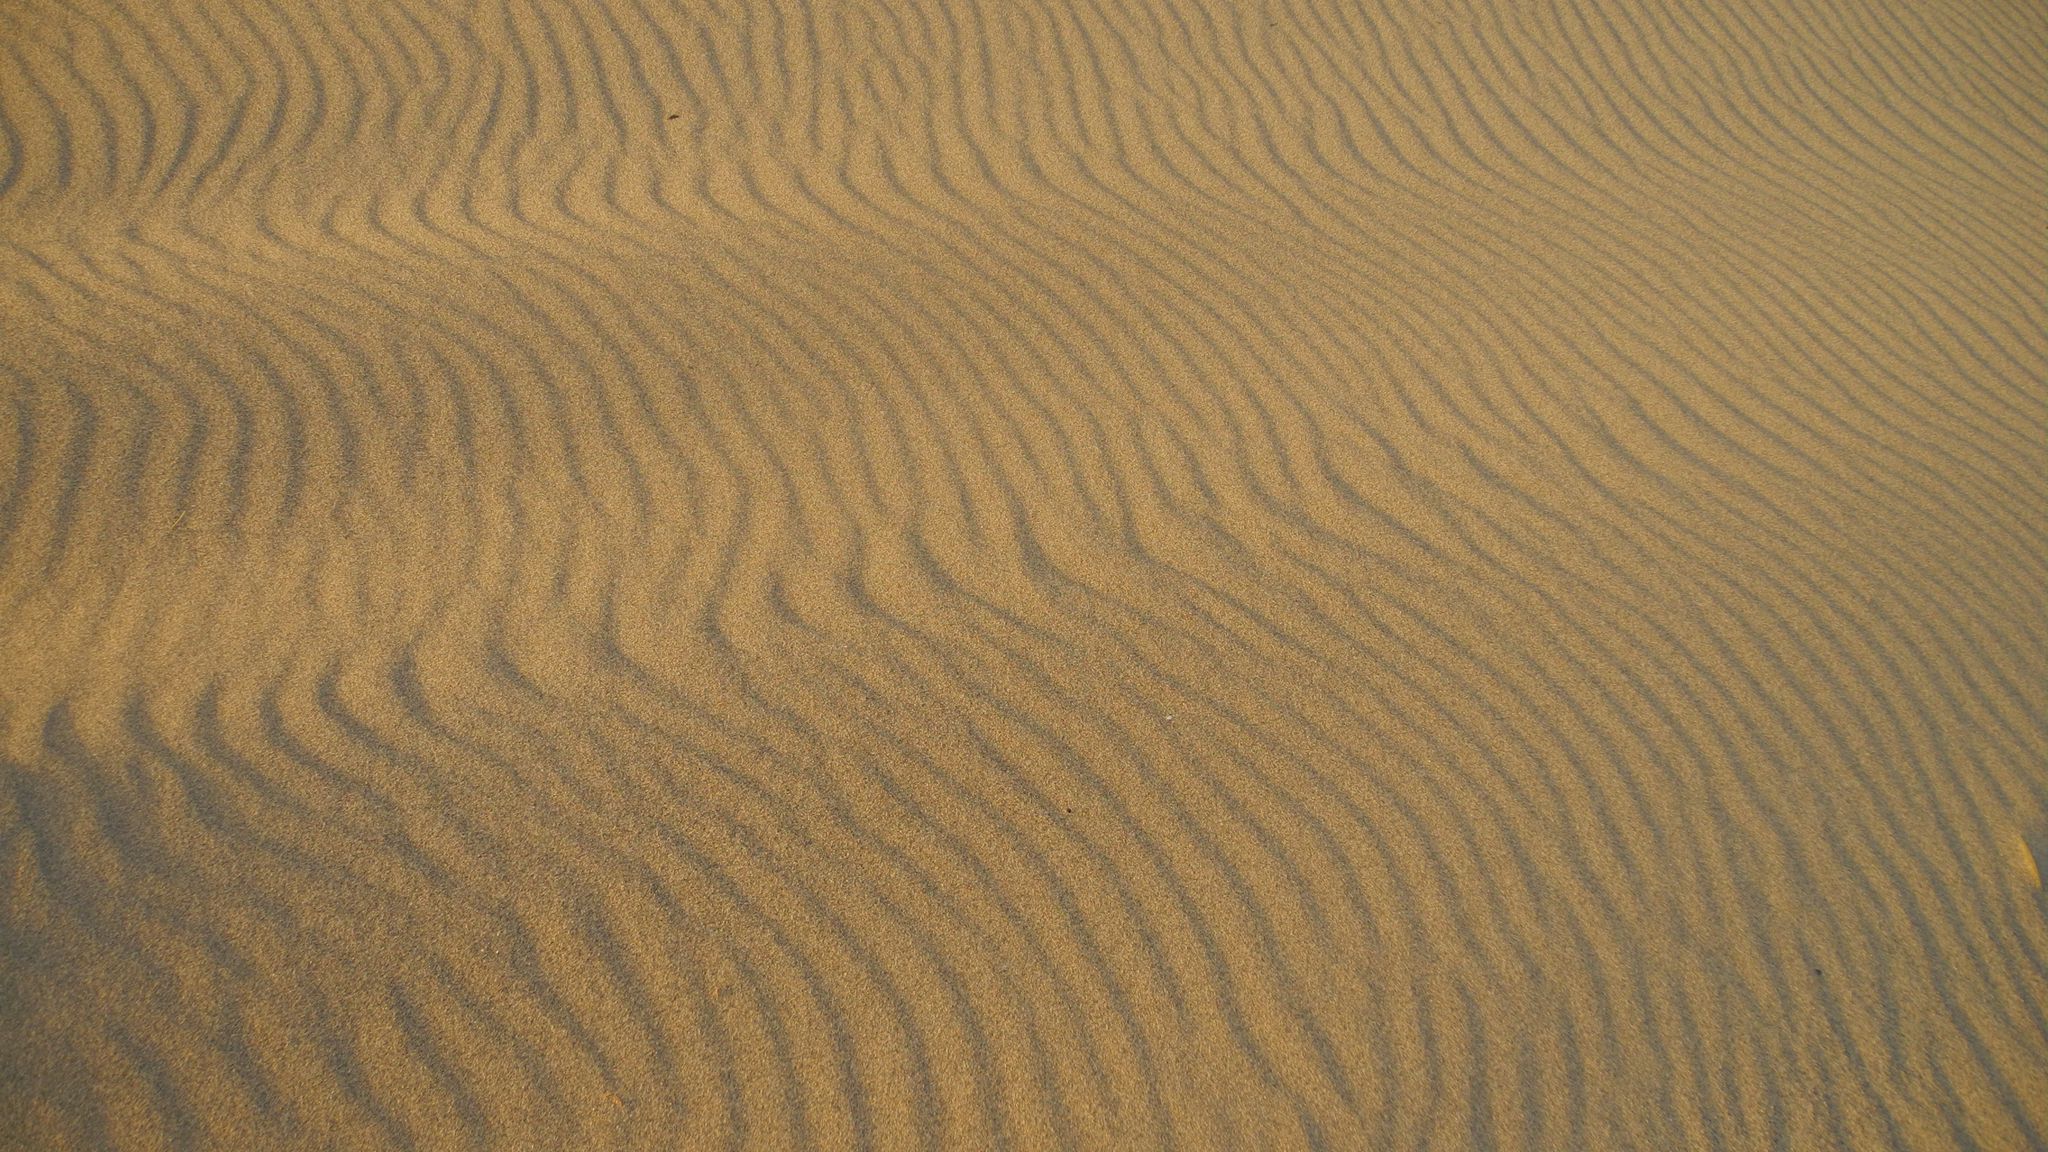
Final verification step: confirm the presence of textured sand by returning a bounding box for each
[2,0,2045,1147]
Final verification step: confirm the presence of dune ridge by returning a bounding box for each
[2,0,2045,1146]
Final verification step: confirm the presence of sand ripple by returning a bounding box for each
[2,0,2044,1146]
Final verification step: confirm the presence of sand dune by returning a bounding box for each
[2,0,2044,1146]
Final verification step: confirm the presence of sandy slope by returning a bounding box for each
[1,0,2044,1146]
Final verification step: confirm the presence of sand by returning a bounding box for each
[1,0,2044,1146]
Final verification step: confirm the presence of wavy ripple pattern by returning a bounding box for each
[2,0,2045,1146]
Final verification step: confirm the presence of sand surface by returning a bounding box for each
[2,0,2045,1147]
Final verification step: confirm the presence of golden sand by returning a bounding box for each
[2,0,2044,1146]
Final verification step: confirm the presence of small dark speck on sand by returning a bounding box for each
[667,114,679,120]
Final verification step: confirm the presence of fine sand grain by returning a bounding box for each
[2,0,2045,1147]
